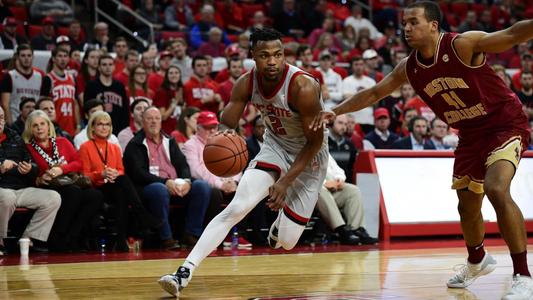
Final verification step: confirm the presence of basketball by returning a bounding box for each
[203,133,249,177]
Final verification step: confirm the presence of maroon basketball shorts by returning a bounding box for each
[452,128,530,194]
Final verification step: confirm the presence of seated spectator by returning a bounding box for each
[296,44,329,100]
[197,27,227,58]
[512,53,532,92]
[342,56,376,133]
[112,37,129,76]
[30,0,74,26]
[344,113,364,150]
[171,38,193,82]
[123,107,212,249]
[429,118,451,150]
[335,24,357,56]
[10,97,36,135]
[457,11,483,33]
[308,18,341,50]
[392,116,435,150]
[84,22,113,52]
[30,17,56,51]
[398,107,419,137]
[171,107,200,149]
[0,107,61,255]
[190,4,230,49]
[405,95,435,122]
[317,154,378,245]
[344,5,383,41]
[79,111,161,252]
[154,65,184,135]
[328,114,357,183]
[164,0,194,31]
[363,108,399,150]
[37,97,73,143]
[517,71,533,121]
[136,0,163,41]
[67,20,85,51]
[218,0,245,34]
[127,65,154,103]
[271,0,305,38]
[317,50,343,110]
[246,116,265,163]
[141,51,157,74]
[23,110,103,252]
[245,10,266,36]
[114,50,140,88]
[313,33,342,62]
[0,17,28,50]
[74,99,120,150]
[118,97,150,152]
[218,58,244,104]
[362,49,384,83]
[184,56,223,113]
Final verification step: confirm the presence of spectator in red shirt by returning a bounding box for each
[154,65,184,135]
[148,51,173,92]
[218,0,245,34]
[183,56,223,113]
[114,50,139,87]
[218,58,243,105]
[141,51,156,74]
[67,19,86,51]
[197,27,226,58]
[512,53,533,91]
[127,65,154,103]
[112,37,129,76]
[213,46,242,83]
[296,44,329,100]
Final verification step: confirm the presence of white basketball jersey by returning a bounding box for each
[249,64,327,154]
[7,68,44,120]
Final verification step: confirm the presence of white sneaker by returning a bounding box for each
[158,266,191,297]
[502,275,533,300]
[447,252,497,288]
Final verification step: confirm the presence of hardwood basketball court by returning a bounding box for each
[1,242,530,299]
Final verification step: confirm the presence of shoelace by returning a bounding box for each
[451,264,472,282]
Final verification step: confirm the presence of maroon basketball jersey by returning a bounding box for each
[405,32,529,135]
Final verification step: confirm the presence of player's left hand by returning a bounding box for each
[267,180,289,211]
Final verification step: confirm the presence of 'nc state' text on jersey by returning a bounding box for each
[254,103,292,118]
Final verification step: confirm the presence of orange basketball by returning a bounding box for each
[203,133,249,177]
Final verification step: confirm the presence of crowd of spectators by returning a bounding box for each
[0,0,532,254]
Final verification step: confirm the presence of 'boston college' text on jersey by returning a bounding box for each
[405,32,528,134]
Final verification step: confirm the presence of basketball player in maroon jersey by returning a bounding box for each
[311,2,533,299]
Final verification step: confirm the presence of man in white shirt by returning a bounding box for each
[342,56,376,132]
[73,99,120,149]
[344,5,383,41]
[429,118,451,150]
[317,50,343,110]
[316,153,378,245]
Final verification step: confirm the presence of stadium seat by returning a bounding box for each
[9,6,28,22]
[160,31,186,41]
[28,25,42,39]
[450,3,468,19]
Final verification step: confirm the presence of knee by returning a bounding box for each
[143,183,170,203]
[483,182,509,206]
[46,191,62,210]
[0,192,16,208]
[457,200,481,220]
[191,179,210,195]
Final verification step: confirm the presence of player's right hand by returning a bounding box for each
[309,110,336,131]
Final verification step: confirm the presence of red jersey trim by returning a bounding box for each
[415,33,444,69]
[450,34,487,69]
[283,205,310,226]
[254,161,282,174]
[257,64,290,100]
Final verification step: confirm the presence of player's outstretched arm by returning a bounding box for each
[267,76,324,210]
[310,58,407,130]
[457,20,533,55]
[219,72,251,131]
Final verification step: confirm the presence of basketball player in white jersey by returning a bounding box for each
[158,27,329,297]
[0,44,47,124]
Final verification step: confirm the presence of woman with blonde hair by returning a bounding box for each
[23,110,103,252]
[79,111,161,251]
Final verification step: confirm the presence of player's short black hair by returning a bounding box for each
[406,1,442,25]
[250,27,282,49]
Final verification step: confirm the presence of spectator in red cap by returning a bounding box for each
[30,17,56,51]
[363,107,399,149]
[0,18,27,50]
[30,0,74,26]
